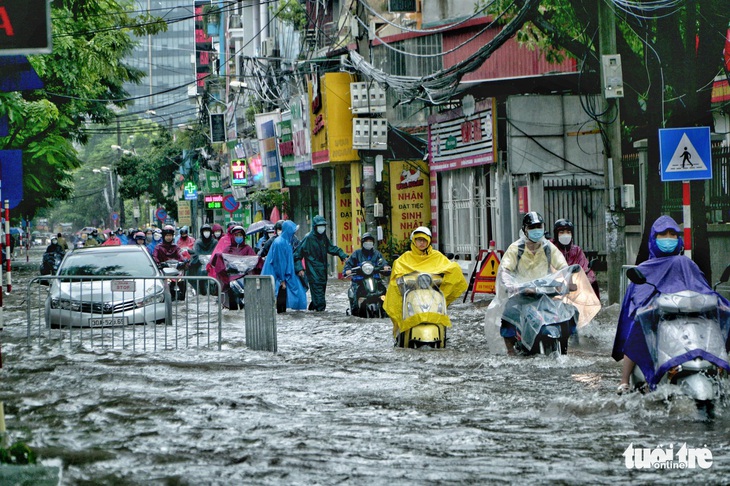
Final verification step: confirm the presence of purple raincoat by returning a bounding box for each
[612,216,730,387]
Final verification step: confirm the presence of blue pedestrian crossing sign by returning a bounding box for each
[658,126,712,181]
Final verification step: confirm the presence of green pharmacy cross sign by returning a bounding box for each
[184,181,198,200]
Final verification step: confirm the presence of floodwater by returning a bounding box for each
[0,250,728,484]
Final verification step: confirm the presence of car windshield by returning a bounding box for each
[59,250,157,277]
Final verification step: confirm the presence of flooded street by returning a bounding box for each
[1,251,728,484]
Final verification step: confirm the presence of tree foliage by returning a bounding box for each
[481,0,730,279]
[0,0,167,222]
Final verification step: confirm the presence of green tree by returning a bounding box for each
[481,0,730,280]
[0,0,166,223]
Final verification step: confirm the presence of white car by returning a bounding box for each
[45,246,172,328]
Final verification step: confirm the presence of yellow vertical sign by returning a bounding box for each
[334,165,352,274]
[389,160,431,242]
[350,162,363,248]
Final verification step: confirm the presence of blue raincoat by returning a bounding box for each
[612,215,730,387]
[261,220,308,310]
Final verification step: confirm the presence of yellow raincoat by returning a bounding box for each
[384,236,468,336]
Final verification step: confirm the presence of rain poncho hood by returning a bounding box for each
[261,220,307,310]
[612,216,729,387]
[384,241,467,333]
[648,215,684,258]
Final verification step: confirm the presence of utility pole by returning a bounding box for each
[598,0,626,305]
[356,0,377,240]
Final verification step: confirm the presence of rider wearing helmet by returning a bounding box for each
[133,231,147,246]
[494,211,569,355]
[152,225,187,266]
[383,226,468,338]
[344,233,391,315]
[146,228,163,255]
[552,218,599,298]
[256,224,276,253]
[176,225,196,251]
[259,219,300,258]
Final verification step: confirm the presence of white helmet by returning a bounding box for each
[411,226,432,240]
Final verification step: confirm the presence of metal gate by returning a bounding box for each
[543,175,605,255]
[26,275,223,351]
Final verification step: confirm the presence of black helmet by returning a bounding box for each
[553,218,574,235]
[274,220,284,231]
[200,223,212,233]
[162,224,175,236]
[179,226,189,235]
[362,232,375,242]
[522,211,544,231]
[265,224,275,234]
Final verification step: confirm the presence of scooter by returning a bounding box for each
[346,262,390,318]
[212,254,260,310]
[502,265,584,355]
[395,272,449,349]
[39,251,64,285]
[159,259,189,302]
[189,254,214,296]
[627,266,730,413]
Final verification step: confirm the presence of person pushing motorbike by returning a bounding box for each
[294,215,348,312]
[344,233,391,316]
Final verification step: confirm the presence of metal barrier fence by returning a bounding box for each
[26,275,223,351]
[243,275,277,352]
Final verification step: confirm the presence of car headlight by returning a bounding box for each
[50,298,59,309]
[361,262,374,276]
[140,286,165,306]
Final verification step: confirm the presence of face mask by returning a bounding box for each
[316,226,326,235]
[51,239,58,245]
[154,234,162,241]
[277,230,282,236]
[202,231,211,239]
[363,242,374,251]
[527,229,544,242]
[656,238,678,254]
[234,236,244,244]
[558,234,572,246]
[146,234,152,242]
[214,231,222,238]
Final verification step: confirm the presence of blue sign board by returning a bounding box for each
[0,149,24,209]
[658,127,712,181]
[183,182,198,200]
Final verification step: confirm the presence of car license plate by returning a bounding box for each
[88,317,128,327]
[111,280,136,292]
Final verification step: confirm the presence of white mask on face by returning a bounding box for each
[277,230,282,236]
[316,226,326,235]
[558,234,572,246]
[202,231,211,239]
[213,231,222,238]
[362,242,374,251]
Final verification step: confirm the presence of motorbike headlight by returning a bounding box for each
[362,262,374,276]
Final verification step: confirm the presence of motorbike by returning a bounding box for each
[159,259,189,302]
[39,251,64,285]
[499,265,597,356]
[189,254,215,296]
[626,266,730,413]
[208,253,260,310]
[346,262,390,318]
[394,272,450,349]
